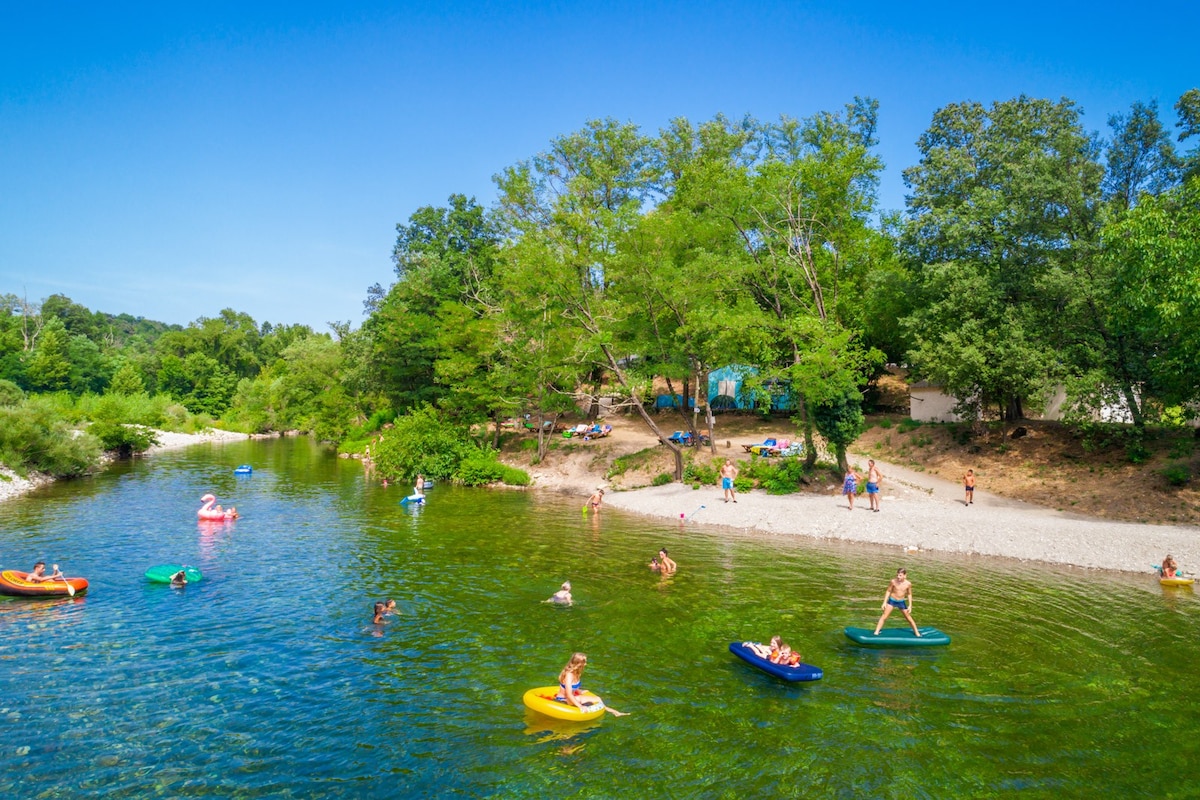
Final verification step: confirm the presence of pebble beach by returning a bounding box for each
[603,455,1199,575]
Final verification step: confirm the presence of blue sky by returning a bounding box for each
[2,2,1197,331]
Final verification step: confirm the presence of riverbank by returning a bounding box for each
[602,454,1196,575]
[0,428,251,505]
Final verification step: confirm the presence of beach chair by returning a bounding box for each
[743,437,778,454]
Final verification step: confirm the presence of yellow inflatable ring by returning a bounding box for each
[1160,577,1195,587]
[523,686,605,721]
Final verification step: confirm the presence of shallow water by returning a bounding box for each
[1,439,1198,798]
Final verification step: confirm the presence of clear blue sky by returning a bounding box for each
[3,2,1197,331]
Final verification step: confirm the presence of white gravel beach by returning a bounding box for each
[603,454,1198,575]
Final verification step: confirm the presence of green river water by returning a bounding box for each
[1,438,1197,798]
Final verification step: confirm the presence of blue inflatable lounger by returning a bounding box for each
[728,642,823,682]
[233,465,252,475]
[843,627,950,647]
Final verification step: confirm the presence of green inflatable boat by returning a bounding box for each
[144,564,203,584]
[844,626,950,647]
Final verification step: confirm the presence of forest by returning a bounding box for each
[3,90,1198,484]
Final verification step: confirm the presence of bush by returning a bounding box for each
[373,405,479,481]
[0,399,101,477]
[683,460,719,485]
[88,421,159,458]
[0,380,24,407]
[898,418,922,433]
[1162,463,1191,487]
[455,453,507,486]
[732,476,754,493]
[652,472,673,486]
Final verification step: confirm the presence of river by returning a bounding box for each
[1,438,1197,798]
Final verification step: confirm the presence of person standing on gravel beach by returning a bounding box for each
[963,470,976,505]
[842,468,860,511]
[866,460,883,512]
[720,460,739,503]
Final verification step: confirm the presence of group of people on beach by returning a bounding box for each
[840,462,979,510]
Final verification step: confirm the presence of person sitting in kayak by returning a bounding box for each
[1161,555,1180,578]
[26,561,64,582]
[170,570,188,587]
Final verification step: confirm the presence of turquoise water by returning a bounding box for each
[2,439,1198,798]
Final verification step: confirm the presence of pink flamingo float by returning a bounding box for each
[197,493,239,521]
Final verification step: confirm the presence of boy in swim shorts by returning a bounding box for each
[866,460,882,512]
[873,568,920,636]
[964,469,975,505]
[720,460,739,503]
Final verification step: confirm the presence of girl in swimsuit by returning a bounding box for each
[557,652,628,716]
[1161,555,1180,578]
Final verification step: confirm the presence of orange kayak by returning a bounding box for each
[0,570,88,597]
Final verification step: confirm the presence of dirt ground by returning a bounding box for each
[501,399,1200,527]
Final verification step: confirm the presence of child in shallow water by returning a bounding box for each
[1161,555,1180,578]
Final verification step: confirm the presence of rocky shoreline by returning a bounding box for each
[0,428,251,505]
[602,457,1198,575]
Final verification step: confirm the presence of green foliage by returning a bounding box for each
[0,398,100,477]
[651,472,673,486]
[108,362,145,395]
[682,460,719,486]
[897,418,922,433]
[88,420,159,457]
[372,405,477,481]
[1162,463,1191,487]
[606,447,661,479]
[0,379,24,407]
[876,418,893,429]
[812,390,866,469]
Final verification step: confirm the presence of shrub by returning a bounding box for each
[455,453,507,486]
[0,400,101,477]
[682,460,719,485]
[0,380,24,407]
[877,418,893,429]
[1162,463,1191,487]
[652,472,673,486]
[897,418,922,433]
[88,421,159,458]
[373,405,479,481]
[732,476,754,493]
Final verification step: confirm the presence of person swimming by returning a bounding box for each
[545,581,573,606]
[170,570,188,587]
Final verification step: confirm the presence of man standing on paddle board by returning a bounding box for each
[873,568,920,637]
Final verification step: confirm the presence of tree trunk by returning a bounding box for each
[799,398,817,468]
[598,345,685,479]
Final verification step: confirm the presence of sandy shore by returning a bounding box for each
[0,428,250,504]
[602,454,1197,575]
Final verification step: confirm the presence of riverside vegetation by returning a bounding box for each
[3,90,1199,499]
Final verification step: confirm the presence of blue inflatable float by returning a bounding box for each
[233,465,252,475]
[728,642,823,682]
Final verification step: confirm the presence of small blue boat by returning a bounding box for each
[728,642,823,682]
[233,465,252,475]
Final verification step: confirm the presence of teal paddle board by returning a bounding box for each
[844,626,950,646]
[144,564,203,584]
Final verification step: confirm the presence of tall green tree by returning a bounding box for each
[902,96,1104,421]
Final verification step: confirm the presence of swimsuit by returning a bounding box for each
[722,477,733,490]
[556,680,582,702]
[842,477,856,494]
[887,597,908,610]
[866,482,879,494]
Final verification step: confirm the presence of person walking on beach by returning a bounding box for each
[720,460,739,503]
[873,568,920,637]
[842,468,860,511]
[866,460,883,512]
[963,469,976,505]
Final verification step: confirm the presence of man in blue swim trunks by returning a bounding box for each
[720,460,739,503]
[866,460,883,512]
[873,568,920,636]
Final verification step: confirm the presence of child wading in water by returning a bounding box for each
[874,568,920,637]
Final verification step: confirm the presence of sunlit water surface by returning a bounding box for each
[2,439,1198,798]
